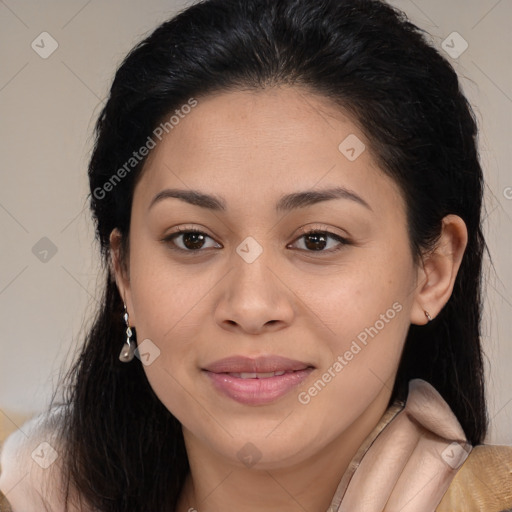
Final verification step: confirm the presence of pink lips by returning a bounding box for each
[203,355,315,405]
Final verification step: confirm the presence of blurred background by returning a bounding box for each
[0,0,511,445]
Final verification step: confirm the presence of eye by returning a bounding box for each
[162,226,350,254]
[288,228,350,253]
[162,227,221,252]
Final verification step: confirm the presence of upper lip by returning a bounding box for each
[203,355,314,374]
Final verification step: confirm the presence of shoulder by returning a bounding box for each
[437,444,512,511]
[0,404,83,512]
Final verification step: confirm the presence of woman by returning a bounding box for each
[1,0,511,510]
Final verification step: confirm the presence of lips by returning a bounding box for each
[202,355,315,405]
[203,355,313,374]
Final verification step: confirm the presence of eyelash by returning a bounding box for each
[162,226,350,255]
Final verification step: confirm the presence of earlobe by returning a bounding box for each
[410,215,468,325]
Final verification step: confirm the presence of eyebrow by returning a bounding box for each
[148,186,372,213]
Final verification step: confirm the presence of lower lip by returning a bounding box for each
[204,368,314,405]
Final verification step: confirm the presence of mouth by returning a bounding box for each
[202,355,315,405]
[224,370,289,378]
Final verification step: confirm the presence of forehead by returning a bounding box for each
[134,86,403,216]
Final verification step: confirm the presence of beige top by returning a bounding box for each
[0,380,511,511]
[438,444,512,511]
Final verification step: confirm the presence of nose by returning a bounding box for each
[214,246,295,335]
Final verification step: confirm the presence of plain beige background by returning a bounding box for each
[0,0,511,445]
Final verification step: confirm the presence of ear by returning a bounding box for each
[109,228,136,325]
[410,214,468,325]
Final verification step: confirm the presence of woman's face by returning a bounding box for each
[117,86,423,468]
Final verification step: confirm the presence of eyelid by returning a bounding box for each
[294,223,349,239]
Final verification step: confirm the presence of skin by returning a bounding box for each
[110,86,468,512]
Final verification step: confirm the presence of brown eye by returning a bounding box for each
[304,232,329,251]
[289,230,349,253]
[179,231,206,250]
[164,228,221,252]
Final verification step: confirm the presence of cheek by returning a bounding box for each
[303,253,414,404]
[128,263,204,421]
[295,281,411,445]
[125,255,203,401]
[303,253,413,340]
[128,242,208,340]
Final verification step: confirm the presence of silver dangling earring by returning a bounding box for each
[424,310,433,323]
[119,303,136,362]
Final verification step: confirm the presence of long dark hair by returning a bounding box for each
[52,0,488,510]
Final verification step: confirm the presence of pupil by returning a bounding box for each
[305,233,326,251]
[183,232,205,250]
